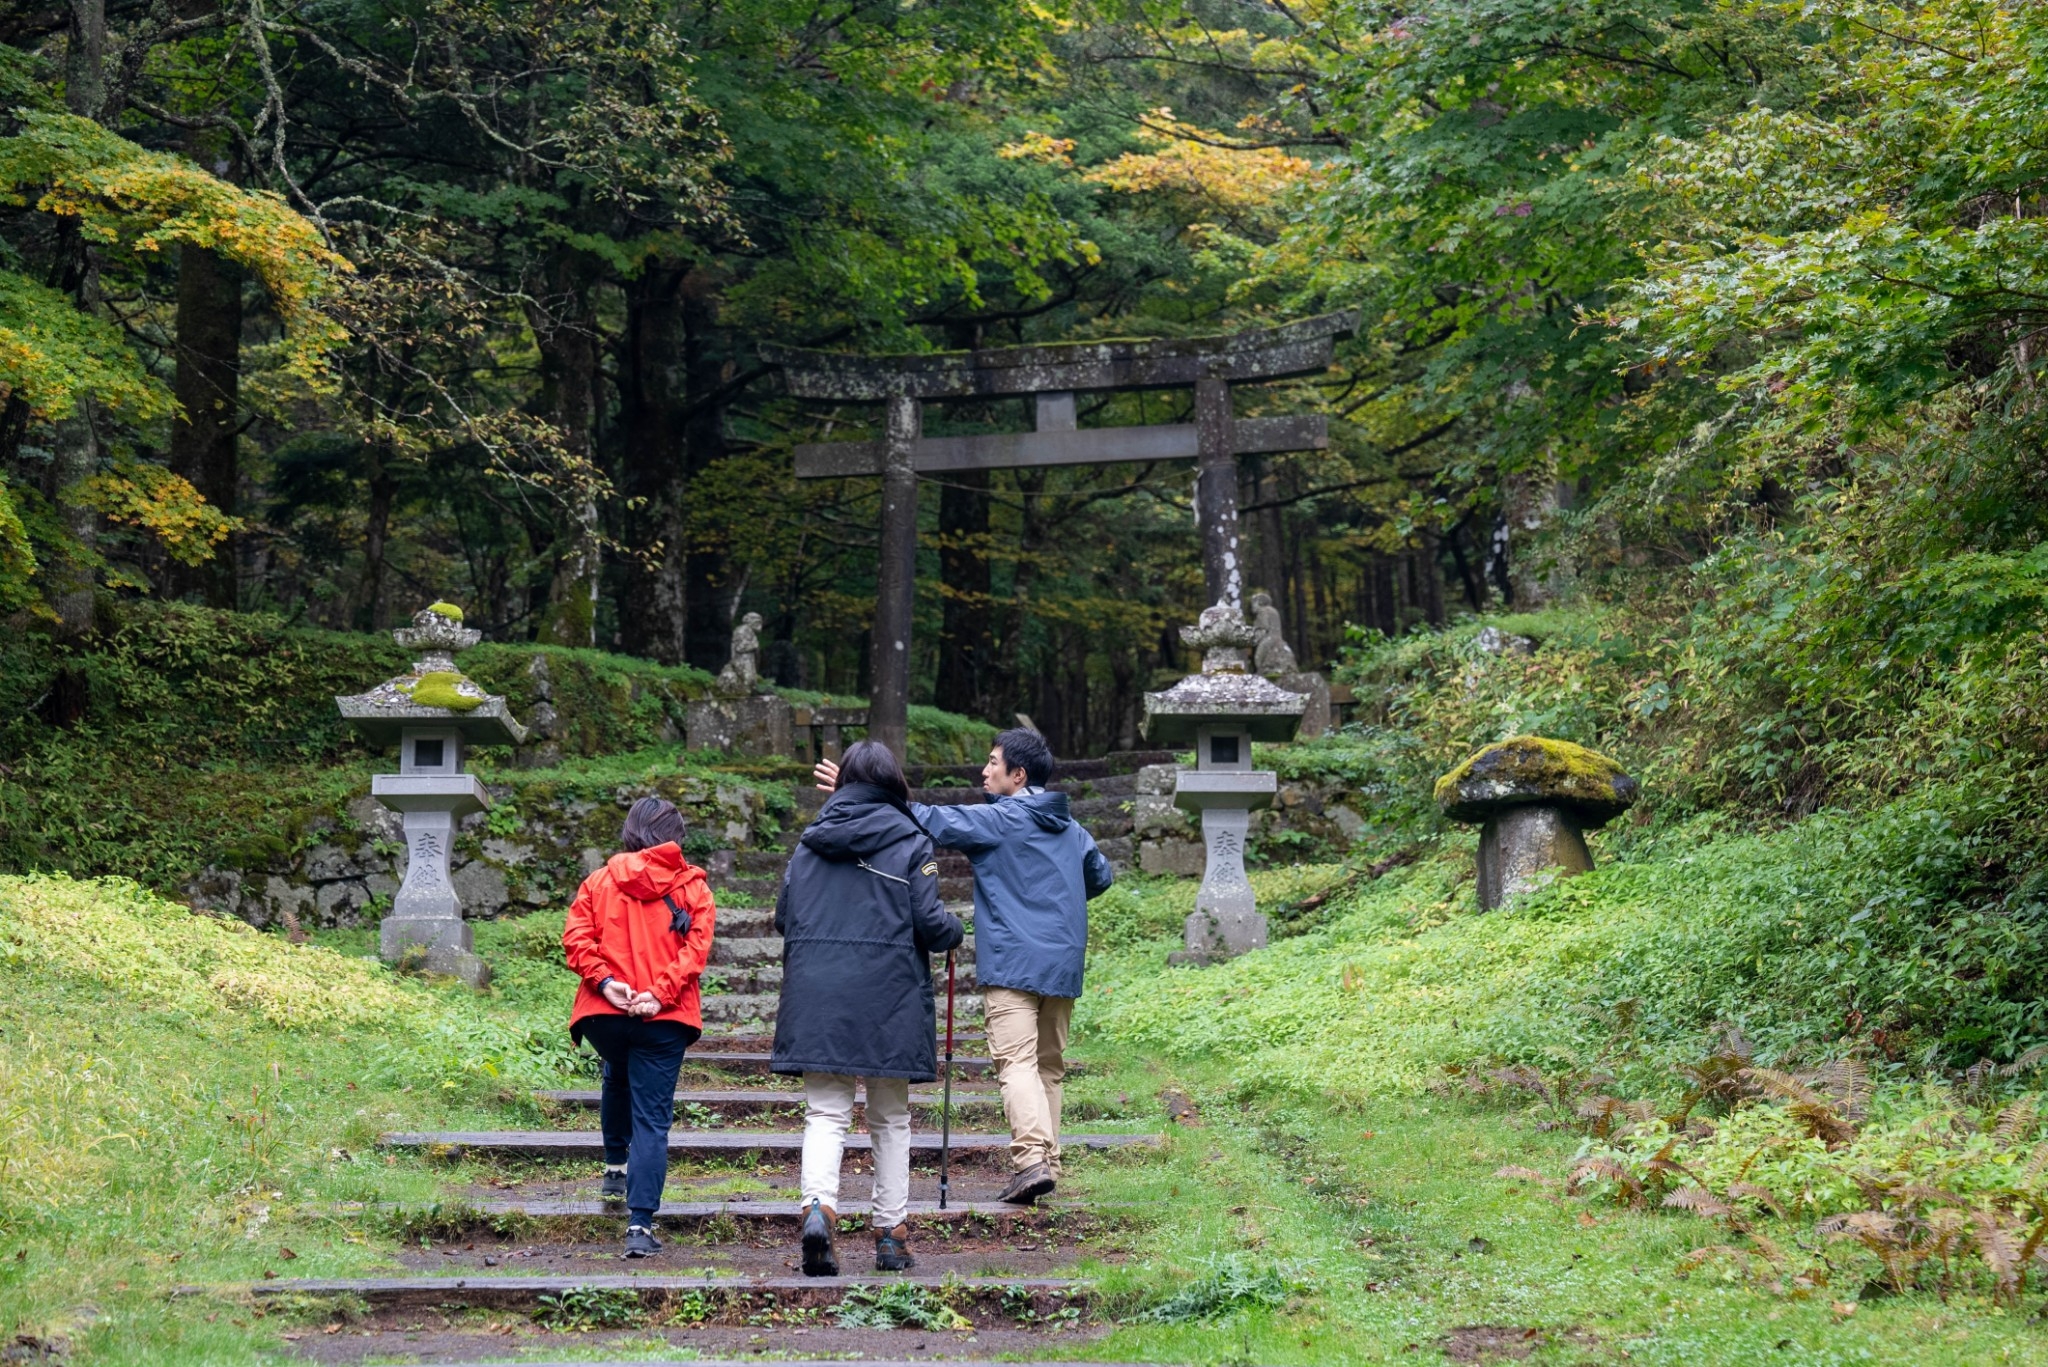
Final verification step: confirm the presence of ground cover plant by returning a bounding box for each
[0,874,586,1365]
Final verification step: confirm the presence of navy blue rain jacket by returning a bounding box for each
[910,789,1113,1000]
[771,784,965,1080]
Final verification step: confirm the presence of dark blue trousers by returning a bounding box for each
[577,1015,695,1227]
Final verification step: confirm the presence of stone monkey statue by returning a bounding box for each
[1249,592,1299,676]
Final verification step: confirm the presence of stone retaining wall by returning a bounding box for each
[181,775,785,932]
[1130,762,1371,876]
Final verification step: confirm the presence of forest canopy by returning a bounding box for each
[3,0,2045,763]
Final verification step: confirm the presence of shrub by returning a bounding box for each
[1139,1254,1306,1322]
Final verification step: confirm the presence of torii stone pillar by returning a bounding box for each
[762,312,1356,755]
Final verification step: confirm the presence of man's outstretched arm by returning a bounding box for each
[814,757,1003,853]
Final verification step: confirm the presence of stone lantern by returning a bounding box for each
[336,604,527,987]
[1435,736,1638,909]
[1143,601,1307,965]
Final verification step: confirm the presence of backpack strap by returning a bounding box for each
[661,892,692,937]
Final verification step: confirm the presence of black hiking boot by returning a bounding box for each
[624,1225,662,1258]
[801,1200,839,1277]
[874,1222,916,1272]
[996,1161,1055,1206]
[600,1167,628,1201]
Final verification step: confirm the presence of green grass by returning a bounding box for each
[0,875,587,1365]
[1057,1050,2048,1365]
[15,813,2048,1363]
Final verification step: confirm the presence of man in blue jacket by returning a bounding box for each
[815,727,1113,1204]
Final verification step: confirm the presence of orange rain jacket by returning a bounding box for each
[563,842,717,1037]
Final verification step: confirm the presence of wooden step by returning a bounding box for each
[701,992,984,1026]
[213,1273,1088,1312]
[701,905,976,941]
[692,1032,987,1051]
[710,936,978,968]
[538,1088,1000,1108]
[686,1052,994,1076]
[708,962,983,996]
[414,1360,1147,1367]
[380,1130,1159,1158]
[365,1197,1070,1222]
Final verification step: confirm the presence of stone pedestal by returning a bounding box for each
[686,694,794,756]
[1165,768,1278,965]
[1476,805,1592,909]
[1170,808,1269,966]
[373,772,491,986]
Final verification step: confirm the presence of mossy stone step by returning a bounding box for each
[379,1130,1158,1158]
[213,1273,1088,1312]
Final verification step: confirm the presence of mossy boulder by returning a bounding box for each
[426,601,465,622]
[1434,736,1638,828]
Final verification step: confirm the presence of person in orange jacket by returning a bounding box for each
[562,795,717,1258]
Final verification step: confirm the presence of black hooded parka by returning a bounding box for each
[770,782,966,1080]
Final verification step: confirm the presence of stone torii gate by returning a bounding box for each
[761,311,1357,756]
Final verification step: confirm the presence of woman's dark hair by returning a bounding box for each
[620,796,687,852]
[837,739,911,804]
[993,726,1054,787]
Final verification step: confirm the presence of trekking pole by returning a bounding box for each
[940,949,956,1210]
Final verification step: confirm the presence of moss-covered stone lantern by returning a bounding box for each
[336,604,527,986]
[1435,736,1638,909]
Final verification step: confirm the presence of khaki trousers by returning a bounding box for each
[983,987,1073,1174]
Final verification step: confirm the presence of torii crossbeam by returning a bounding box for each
[761,311,1356,757]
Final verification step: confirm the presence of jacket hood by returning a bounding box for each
[802,783,923,860]
[606,842,701,900]
[1008,788,1073,832]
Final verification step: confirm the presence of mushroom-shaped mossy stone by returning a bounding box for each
[1434,736,1639,909]
[425,600,465,622]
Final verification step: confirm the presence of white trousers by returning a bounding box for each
[800,1072,911,1229]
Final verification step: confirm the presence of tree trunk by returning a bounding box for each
[168,244,243,607]
[679,282,732,670]
[1419,528,1447,626]
[934,469,991,718]
[615,262,690,662]
[1447,515,1487,613]
[44,0,108,634]
[356,442,396,630]
[529,249,603,648]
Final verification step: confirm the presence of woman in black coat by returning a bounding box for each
[772,740,965,1276]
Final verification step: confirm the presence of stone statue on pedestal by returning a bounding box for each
[1248,591,1330,738]
[716,612,765,697]
[690,611,794,755]
[1250,593,1299,675]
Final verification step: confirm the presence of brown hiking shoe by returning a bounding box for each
[997,1161,1056,1205]
[874,1222,916,1271]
